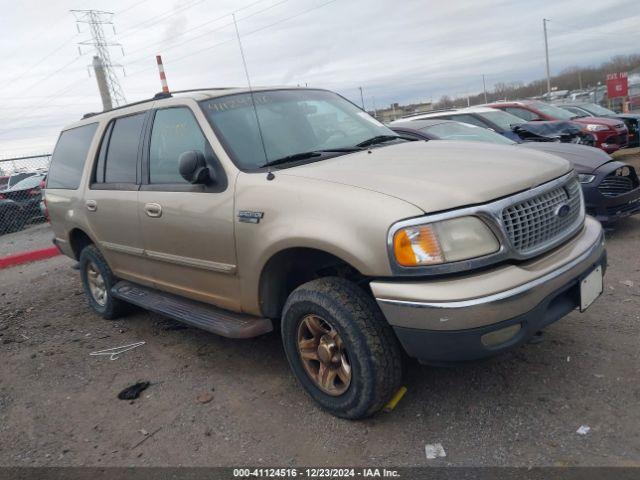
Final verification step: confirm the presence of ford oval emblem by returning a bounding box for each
[555,203,571,218]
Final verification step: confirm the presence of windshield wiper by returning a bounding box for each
[356,135,401,148]
[260,148,361,168]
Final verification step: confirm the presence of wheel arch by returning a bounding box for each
[258,247,368,319]
[68,228,97,260]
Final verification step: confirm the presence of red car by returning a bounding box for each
[486,100,629,153]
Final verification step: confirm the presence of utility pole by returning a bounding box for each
[482,74,488,104]
[359,86,365,110]
[72,9,126,109]
[92,56,112,111]
[543,18,551,96]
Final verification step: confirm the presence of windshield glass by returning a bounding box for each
[476,110,524,130]
[200,89,399,169]
[580,103,616,116]
[531,101,576,120]
[423,122,515,145]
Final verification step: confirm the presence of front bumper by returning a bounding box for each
[583,162,640,223]
[371,217,606,364]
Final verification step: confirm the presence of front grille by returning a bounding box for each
[598,174,635,197]
[501,177,582,255]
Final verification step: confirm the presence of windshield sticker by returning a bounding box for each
[206,94,272,112]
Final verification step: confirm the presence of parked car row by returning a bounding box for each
[0,172,47,235]
[390,119,640,223]
[486,100,630,153]
[399,106,596,145]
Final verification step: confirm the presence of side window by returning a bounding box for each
[449,114,488,128]
[47,123,98,189]
[505,107,540,121]
[101,112,146,184]
[149,108,208,184]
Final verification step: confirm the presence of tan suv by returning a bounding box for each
[46,87,606,419]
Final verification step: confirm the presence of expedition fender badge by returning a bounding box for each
[238,211,264,224]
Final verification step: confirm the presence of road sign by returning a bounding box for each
[606,72,628,98]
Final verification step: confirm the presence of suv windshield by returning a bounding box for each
[580,103,616,116]
[424,122,515,145]
[200,89,400,170]
[476,110,525,130]
[531,101,576,120]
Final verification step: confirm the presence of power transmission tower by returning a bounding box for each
[71,9,126,109]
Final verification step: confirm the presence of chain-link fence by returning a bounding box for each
[0,154,51,236]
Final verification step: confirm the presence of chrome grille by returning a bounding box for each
[598,174,635,197]
[502,177,582,255]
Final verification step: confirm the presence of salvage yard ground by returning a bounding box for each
[1,151,639,467]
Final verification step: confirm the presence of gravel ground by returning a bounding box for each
[0,215,639,468]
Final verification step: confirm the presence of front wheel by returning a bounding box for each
[281,277,403,419]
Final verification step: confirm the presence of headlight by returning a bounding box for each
[578,174,596,183]
[392,216,499,267]
[585,124,608,132]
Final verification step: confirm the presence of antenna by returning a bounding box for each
[232,14,272,180]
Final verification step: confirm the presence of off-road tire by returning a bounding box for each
[281,277,404,419]
[79,245,128,320]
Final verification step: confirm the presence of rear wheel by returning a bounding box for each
[79,245,128,320]
[281,277,403,419]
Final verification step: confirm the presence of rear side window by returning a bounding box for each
[98,113,146,184]
[47,123,98,189]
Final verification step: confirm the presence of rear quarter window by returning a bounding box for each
[47,123,98,189]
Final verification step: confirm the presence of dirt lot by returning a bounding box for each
[1,163,640,467]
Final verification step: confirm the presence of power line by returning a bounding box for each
[550,19,639,39]
[115,0,150,16]
[9,55,87,97]
[0,33,78,87]
[117,0,206,39]
[124,0,288,64]
[124,0,279,58]
[0,77,92,136]
[127,0,339,77]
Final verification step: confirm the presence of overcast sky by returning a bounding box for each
[1,0,639,156]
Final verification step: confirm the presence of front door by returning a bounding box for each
[137,105,239,311]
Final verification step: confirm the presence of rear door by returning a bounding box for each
[137,103,239,311]
[85,110,153,284]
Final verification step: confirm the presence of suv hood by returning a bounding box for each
[518,142,612,173]
[279,141,571,213]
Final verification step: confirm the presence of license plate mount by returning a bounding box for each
[580,265,603,312]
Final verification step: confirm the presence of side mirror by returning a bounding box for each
[179,150,214,184]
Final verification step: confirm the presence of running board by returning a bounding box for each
[111,281,273,339]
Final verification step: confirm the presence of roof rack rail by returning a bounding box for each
[80,87,241,120]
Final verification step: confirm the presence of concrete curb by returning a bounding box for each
[0,247,61,270]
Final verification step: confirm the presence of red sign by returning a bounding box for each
[606,72,628,98]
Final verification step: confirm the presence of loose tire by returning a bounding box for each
[281,277,403,419]
[79,245,127,320]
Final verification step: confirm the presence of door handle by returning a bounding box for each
[144,203,162,218]
[86,200,97,212]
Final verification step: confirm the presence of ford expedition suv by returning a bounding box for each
[46,87,606,419]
